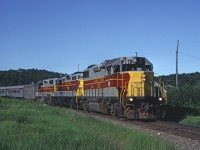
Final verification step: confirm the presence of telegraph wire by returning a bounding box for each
[179,51,200,60]
[0,66,10,70]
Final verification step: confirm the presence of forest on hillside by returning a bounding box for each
[1,69,199,87]
[0,69,63,86]
[160,72,200,87]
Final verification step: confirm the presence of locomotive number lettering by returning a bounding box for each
[121,59,133,64]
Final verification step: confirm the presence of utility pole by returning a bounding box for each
[18,70,22,85]
[176,40,179,88]
[78,64,80,72]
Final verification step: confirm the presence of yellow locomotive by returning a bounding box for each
[36,72,84,107]
[79,56,167,119]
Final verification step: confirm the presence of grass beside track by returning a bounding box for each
[0,98,176,150]
[179,115,200,126]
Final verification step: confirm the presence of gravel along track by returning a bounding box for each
[143,121,200,140]
[73,110,200,150]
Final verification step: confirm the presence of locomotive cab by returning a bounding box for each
[35,78,57,103]
[117,57,167,119]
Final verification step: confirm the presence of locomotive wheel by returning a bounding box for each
[44,98,48,104]
[157,106,167,119]
[110,103,118,116]
[133,107,139,119]
[69,100,73,108]
[71,101,77,109]
[160,109,167,119]
[82,101,88,111]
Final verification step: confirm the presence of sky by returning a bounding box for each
[0,0,200,75]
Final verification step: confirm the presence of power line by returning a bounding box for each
[179,51,200,60]
[0,66,10,70]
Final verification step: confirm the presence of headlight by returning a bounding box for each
[129,98,133,101]
[159,97,162,101]
[142,74,146,81]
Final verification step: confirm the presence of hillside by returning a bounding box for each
[0,69,63,86]
[1,69,200,87]
[160,72,200,87]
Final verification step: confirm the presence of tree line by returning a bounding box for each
[0,69,63,86]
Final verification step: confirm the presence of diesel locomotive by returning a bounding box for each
[0,56,167,119]
[35,56,167,119]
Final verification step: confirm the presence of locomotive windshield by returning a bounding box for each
[121,57,153,72]
[122,64,152,71]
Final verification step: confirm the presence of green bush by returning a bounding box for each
[179,116,200,126]
[165,83,200,124]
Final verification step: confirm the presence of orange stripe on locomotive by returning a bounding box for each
[56,80,81,91]
[84,73,130,90]
[38,86,54,92]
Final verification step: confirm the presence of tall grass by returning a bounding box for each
[0,98,176,150]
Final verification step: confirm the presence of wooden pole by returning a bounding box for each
[176,40,179,88]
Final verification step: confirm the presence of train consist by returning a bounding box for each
[0,56,167,119]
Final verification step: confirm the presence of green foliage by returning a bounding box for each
[155,72,200,120]
[179,116,200,126]
[165,77,200,123]
[166,85,200,114]
[0,98,176,150]
[0,69,64,86]
[160,72,200,87]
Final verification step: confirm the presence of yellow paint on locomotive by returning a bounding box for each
[126,71,154,97]
[76,80,84,97]
[52,85,57,96]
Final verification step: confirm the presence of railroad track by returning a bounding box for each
[130,120,200,140]
[128,121,200,140]
[74,109,200,141]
